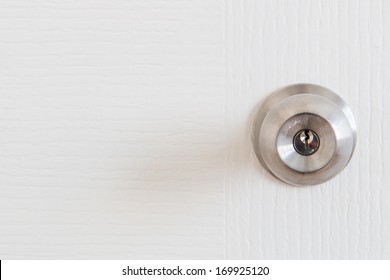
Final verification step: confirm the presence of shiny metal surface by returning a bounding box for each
[253,84,357,186]
[293,129,320,156]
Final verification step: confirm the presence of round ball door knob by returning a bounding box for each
[253,84,357,186]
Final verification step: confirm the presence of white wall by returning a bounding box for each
[0,0,389,259]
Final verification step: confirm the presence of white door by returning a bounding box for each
[0,0,389,259]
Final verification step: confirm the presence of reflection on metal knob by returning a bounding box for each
[253,84,357,186]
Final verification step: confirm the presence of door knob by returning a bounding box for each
[253,84,356,186]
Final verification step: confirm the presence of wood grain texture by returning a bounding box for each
[0,0,225,259]
[226,0,390,259]
[0,0,389,259]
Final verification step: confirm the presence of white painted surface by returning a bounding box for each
[0,0,389,259]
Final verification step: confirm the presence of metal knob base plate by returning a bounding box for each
[253,84,356,186]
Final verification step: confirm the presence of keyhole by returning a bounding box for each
[293,129,320,156]
[301,130,313,149]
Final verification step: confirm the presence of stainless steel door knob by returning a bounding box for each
[253,84,357,186]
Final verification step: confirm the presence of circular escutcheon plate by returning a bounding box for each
[252,84,357,186]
